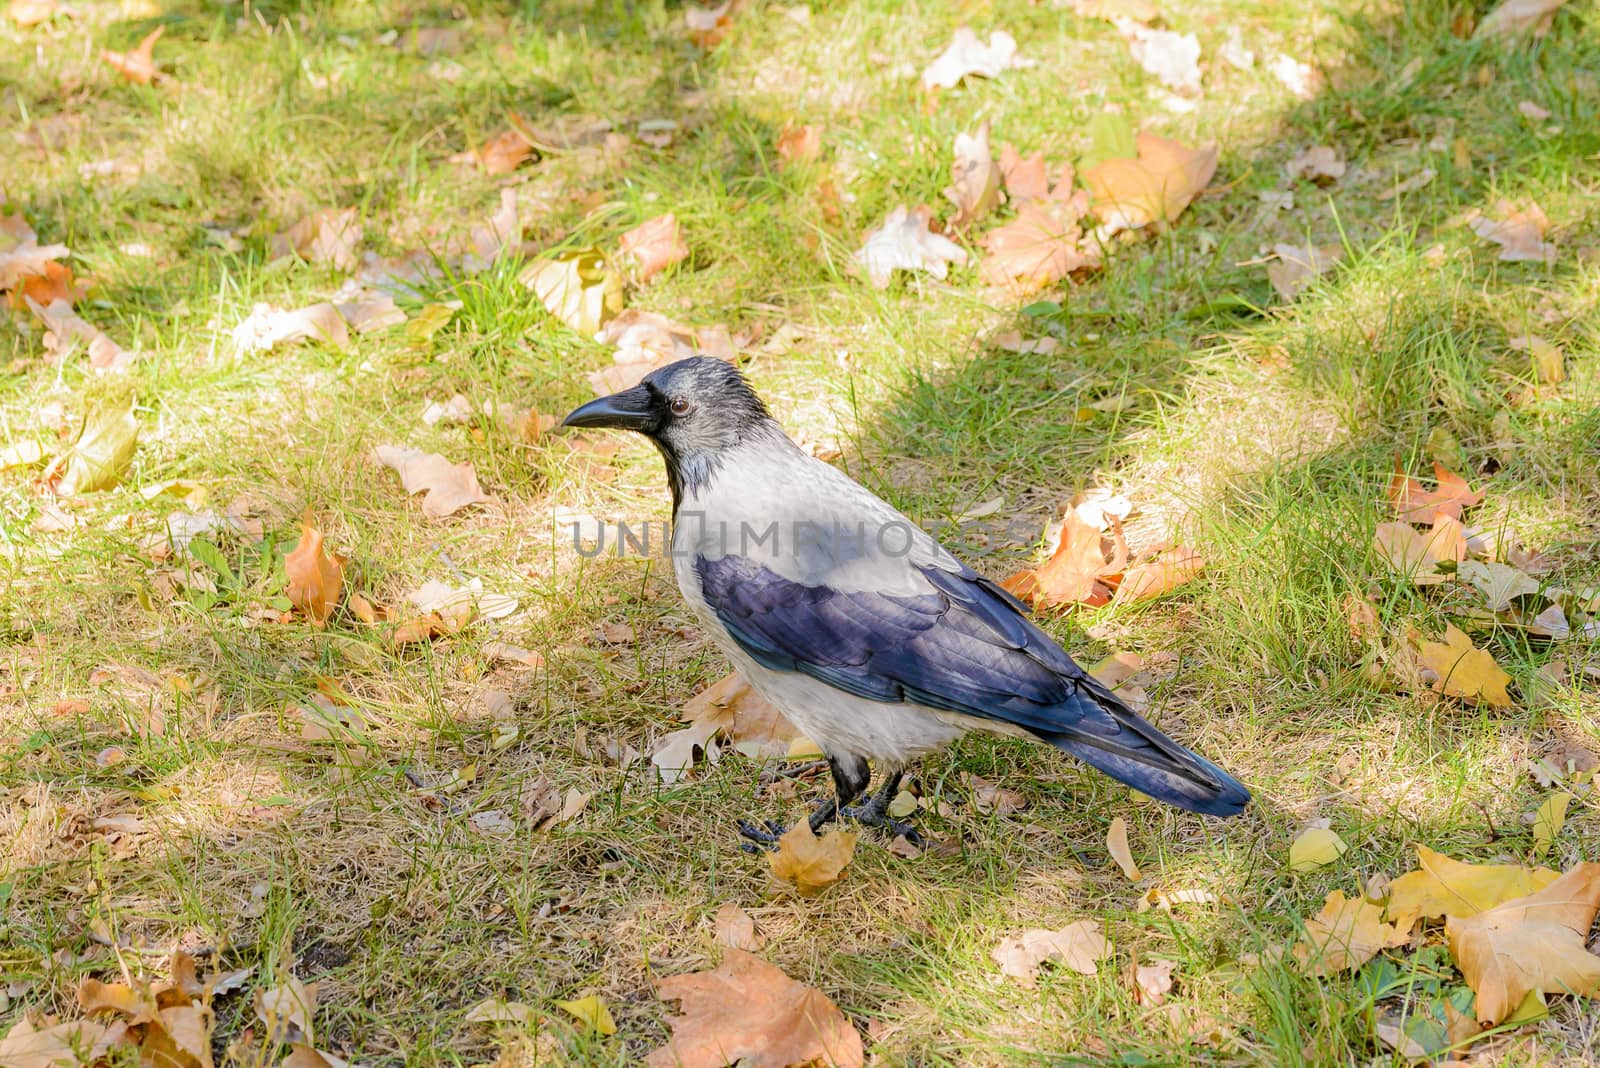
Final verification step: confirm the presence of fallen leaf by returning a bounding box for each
[373,445,490,518]
[647,950,864,1068]
[683,672,808,759]
[0,1019,120,1068]
[1285,145,1346,184]
[684,0,738,48]
[1266,243,1342,301]
[554,995,616,1036]
[1073,0,1159,21]
[335,289,405,334]
[1385,846,1562,928]
[462,124,535,175]
[1531,793,1569,857]
[1002,510,1126,607]
[468,809,514,835]
[1269,53,1320,97]
[6,260,87,309]
[1457,560,1539,611]
[1468,199,1557,263]
[463,998,538,1025]
[1476,0,1570,39]
[255,978,316,1045]
[712,902,765,951]
[1518,99,1552,120]
[1107,816,1141,880]
[1509,334,1565,385]
[651,719,718,785]
[271,208,362,272]
[1416,625,1513,707]
[1289,827,1348,872]
[231,302,348,352]
[964,772,1028,816]
[992,922,1109,986]
[1130,958,1176,1006]
[943,122,1001,229]
[25,295,133,372]
[980,197,1096,290]
[284,512,344,626]
[1123,25,1202,95]
[464,188,522,269]
[1295,891,1408,975]
[619,213,689,282]
[54,402,138,495]
[921,27,1025,91]
[1082,132,1218,234]
[853,204,968,288]
[1446,862,1600,1024]
[1373,515,1467,585]
[7,1,58,27]
[1110,545,1203,603]
[768,821,857,896]
[775,123,822,165]
[103,26,162,85]
[520,248,622,335]
[998,143,1053,203]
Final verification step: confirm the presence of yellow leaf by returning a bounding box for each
[284,512,344,626]
[1416,625,1513,707]
[1107,816,1141,881]
[554,995,616,1036]
[1446,862,1600,1024]
[1531,793,1569,857]
[1384,845,1560,928]
[463,998,537,1025]
[1081,132,1218,232]
[767,821,857,896]
[57,403,138,495]
[520,248,622,336]
[1289,827,1347,872]
[1373,516,1465,585]
[1295,891,1408,975]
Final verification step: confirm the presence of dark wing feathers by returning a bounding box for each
[696,554,1250,818]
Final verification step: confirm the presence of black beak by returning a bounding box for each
[561,385,657,432]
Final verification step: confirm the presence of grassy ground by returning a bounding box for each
[3,0,1599,1064]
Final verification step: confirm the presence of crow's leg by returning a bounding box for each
[841,767,924,846]
[739,754,867,850]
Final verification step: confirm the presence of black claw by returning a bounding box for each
[737,818,783,851]
[841,802,924,848]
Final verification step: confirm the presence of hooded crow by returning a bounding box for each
[563,357,1250,845]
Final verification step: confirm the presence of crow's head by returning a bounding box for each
[561,356,775,501]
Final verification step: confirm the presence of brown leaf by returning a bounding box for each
[683,672,810,759]
[1002,510,1127,608]
[1082,133,1218,233]
[992,922,1109,986]
[373,445,490,518]
[1130,958,1176,1006]
[853,205,967,288]
[254,978,317,1045]
[1107,816,1141,880]
[470,125,535,175]
[1468,198,1557,263]
[1416,624,1513,707]
[684,0,739,48]
[980,198,1096,290]
[998,143,1051,203]
[921,27,1023,90]
[1373,515,1467,585]
[26,296,133,373]
[103,26,162,85]
[1266,243,1342,301]
[230,302,349,352]
[1294,891,1408,975]
[768,821,857,895]
[964,772,1028,816]
[284,511,345,626]
[1109,545,1204,603]
[519,247,622,336]
[1447,862,1600,1024]
[646,950,864,1068]
[1285,146,1346,184]
[943,122,1001,229]
[619,213,689,282]
[271,208,363,272]
[775,123,822,165]
[6,260,87,309]
[8,1,59,27]
[0,1019,123,1068]
[1389,462,1485,523]
[712,902,766,951]
[1476,0,1570,39]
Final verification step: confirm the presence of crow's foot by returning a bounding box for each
[841,799,924,847]
[737,798,839,853]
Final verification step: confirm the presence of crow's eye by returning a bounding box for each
[670,397,691,416]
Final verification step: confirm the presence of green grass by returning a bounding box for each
[3,0,1599,1065]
